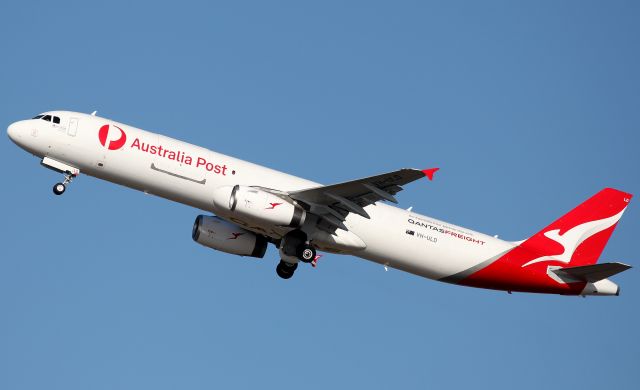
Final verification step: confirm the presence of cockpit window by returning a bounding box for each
[32,114,61,124]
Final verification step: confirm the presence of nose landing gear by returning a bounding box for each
[53,183,66,195]
[40,157,80,196]
[53,172,76,196]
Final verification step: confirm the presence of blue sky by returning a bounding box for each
[1,1,638,389]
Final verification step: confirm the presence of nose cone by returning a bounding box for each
[8,120,41,155]
[7,121,20,143]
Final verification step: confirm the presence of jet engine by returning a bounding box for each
[211,185,306,228]
[192,215,268,258]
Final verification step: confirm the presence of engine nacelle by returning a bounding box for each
[211,185,306,228]
[192,215,268,258]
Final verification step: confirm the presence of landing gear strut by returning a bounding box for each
[53,171,75,196]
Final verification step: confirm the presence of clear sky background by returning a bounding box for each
[1,1,638,389]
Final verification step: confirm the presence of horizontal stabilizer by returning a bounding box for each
[553,262,632,283]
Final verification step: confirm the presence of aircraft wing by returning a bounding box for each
[289,168,438,232]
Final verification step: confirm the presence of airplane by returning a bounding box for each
[7,110,633,296]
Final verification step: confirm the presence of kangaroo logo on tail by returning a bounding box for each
[522,209,625,268]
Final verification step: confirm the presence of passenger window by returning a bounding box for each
[42,115,52,122]
[53,116,60,124]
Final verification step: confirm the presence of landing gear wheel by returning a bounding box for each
[52,170,76,196]
[297,244,316,263]
[53,183,66,195]
[276,260,298,279]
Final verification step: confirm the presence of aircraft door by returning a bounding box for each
[68,117,79,136]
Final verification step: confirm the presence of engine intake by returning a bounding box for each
[192,215,268,258]
[212,185,306,228]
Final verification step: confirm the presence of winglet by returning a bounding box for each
[422,168,440,181]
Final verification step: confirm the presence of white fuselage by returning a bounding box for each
[7,111,515,282]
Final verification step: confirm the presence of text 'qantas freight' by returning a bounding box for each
[7,111,633,296]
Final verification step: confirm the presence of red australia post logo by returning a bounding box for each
[101,124,232,176]
[98,124,127,150]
